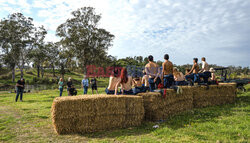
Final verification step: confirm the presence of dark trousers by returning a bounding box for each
[198,71,211,83]
[59,88,63,97]
[163,74,174,88]
[148,78,155,92]
[83,86,88,94]
[16,88,23,101]
[105,88,115,94]
[132,87,144,95]
[175,81,188,86]
[123,89,134,95]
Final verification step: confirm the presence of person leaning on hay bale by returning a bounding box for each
[67,77,73,96]
[115,68,134,95]
[198,57,211,84]
[58,78,64,97]
[173,67,187,86]
[161,54,174,88]
[145,55,161,92]
[185,58,200,85]
[82,76,89,94]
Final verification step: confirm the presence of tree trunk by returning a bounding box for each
[37,65,40,78]
[20,60,24,78]
[12,67,15,83]
[52,64,55,77]
[41,66,44,78]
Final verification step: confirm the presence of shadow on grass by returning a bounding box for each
[76,94,250,139]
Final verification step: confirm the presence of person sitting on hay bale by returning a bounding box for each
[132,75,143,95]
[173,67,187,86]
[141,70,149,92]
[105,70,120,94]
[185,58,200,85]
[145,55,161,92]
[115,68,134,95]
[198,57,211,84]
[69,85,77,96]
[208,68,217,85]
[161,54,174,88]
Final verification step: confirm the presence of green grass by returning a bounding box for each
[0,86,250,142]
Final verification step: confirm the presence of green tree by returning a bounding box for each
[56,7,114,73]
[0,13,34,82]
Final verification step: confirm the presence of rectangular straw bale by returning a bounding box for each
[51,94,144,134]
[137,88,193,121]
[193,83,237,108]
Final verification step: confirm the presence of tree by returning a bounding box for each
[29,26,47,77]
[0,13,35,82]
[46,42,60,77]
[56,7,114,73]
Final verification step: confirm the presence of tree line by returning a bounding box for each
[0,7,115,82]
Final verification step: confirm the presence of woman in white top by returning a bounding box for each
[115,68,133,95]
[173,67,187,86]
[198,57,211,83]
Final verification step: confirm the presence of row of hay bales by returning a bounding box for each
[51,83,236,134]
[137,83,237,121]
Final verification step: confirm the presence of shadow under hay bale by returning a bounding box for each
[51,95,144,134]
[193,83,237,108]
[137,88,193,121]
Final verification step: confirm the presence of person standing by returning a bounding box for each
[161,54,174,88]
[145,55,161,92]
[15,78,25,102]
[58,78,64,97]
[90,77,98,94]
[82,76,89,94]
[67,77,73,96]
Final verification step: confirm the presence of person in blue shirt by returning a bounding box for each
[82,76,89,94]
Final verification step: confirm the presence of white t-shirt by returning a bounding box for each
[202,61,209,72]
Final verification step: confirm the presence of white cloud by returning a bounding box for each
[0,0,250,66]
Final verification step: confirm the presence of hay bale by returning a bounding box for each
[193,83,237,108]
[51,95,144,134]
[138,87,193,121]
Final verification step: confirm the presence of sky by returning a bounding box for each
[0,0,250,67]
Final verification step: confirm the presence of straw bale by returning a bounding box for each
[193,83,237,108]
[137,88,193,121]
[51,95,144,134]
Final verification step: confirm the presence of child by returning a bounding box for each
[69,85,77,96]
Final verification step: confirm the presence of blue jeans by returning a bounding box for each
[163,74,174,88]
[185,73,199,83]
[105,88,115,94]
[175,81,187,86]
[148,78,155,92]
[83,86,88,94]
[16,88,23,101]
[59,88,63,96]
[132,87,143,95]
[123,89,134,95]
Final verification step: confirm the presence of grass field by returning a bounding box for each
[0,85,250,142]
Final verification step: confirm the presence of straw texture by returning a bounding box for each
[51,95,144,134]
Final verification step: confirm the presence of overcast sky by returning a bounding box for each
[0,0,249,67]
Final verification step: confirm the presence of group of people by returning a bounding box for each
[58,76,98,97]
[105,54,216,95]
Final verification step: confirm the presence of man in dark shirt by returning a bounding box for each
[90,78,98,94]
[16,78,25,102]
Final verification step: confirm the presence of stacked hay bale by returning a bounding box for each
[51,95,144,134]
[192,83,237,108]
[137,88,193,121]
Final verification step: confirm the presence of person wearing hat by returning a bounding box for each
[209,68,217,85]
[15,78,25,102]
